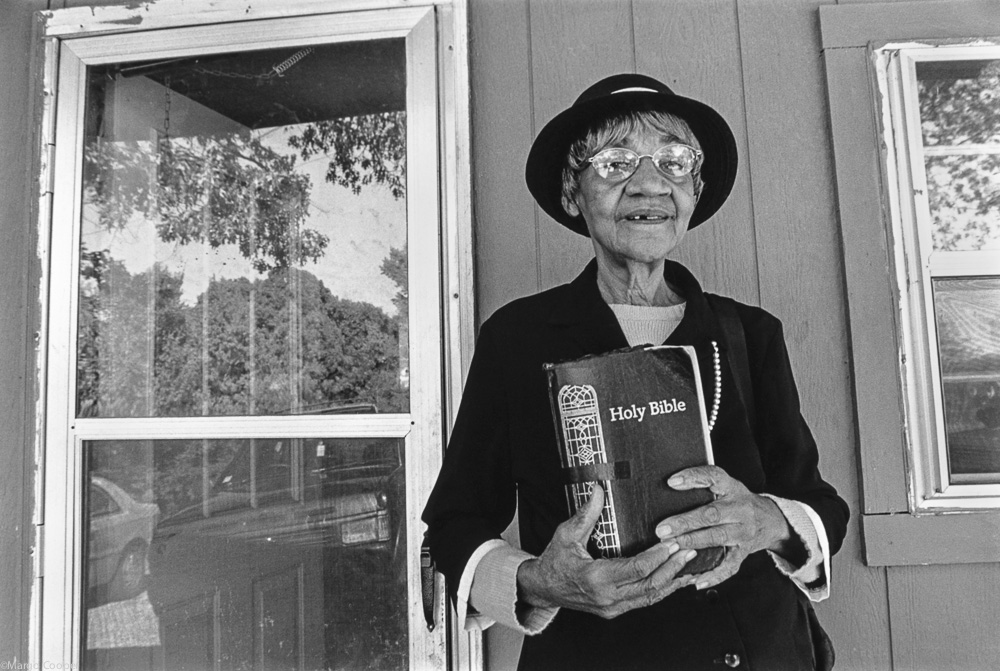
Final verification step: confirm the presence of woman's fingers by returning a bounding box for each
[556,483,606,547]
[587,545,698,618]
[667,465,742,496]
[667,523,744,550]
[611,539,681,582]
[656,498,742,541]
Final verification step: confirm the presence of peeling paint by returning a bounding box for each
[107,16,145,26]
[880,39,1000,51]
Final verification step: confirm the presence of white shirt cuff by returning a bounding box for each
[761,495,831,602]
[458,541,559,634]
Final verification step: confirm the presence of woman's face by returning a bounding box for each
[564,126,698,266]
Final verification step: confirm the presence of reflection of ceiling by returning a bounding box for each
[917,59,997,82]
[117,38,406,130]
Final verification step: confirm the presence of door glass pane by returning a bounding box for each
[934,278,1000,483]
[917,59,1000,251]
[78,40,410,418]
[83,437,407,670]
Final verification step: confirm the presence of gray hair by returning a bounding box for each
[560,110,704,213]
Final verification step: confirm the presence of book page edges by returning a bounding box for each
[646,344,715,467]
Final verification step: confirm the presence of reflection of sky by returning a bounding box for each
[81,127,406,316]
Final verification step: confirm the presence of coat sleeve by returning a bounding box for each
[421,318,519,602]
[751,318,850,557]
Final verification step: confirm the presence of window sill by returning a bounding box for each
[862,511,1000,566]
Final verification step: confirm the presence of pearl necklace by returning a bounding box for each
[708,341,721,432]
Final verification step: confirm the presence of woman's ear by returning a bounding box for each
[561,195,580,218]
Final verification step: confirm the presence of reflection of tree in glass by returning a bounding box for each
[79,112,411,417]
[77,258,408,418]
[288,112,406,200]
[380,246,408,322]
[921,61,1000,146]
[84,133,328,272]
[78,250,190,418]
[919,61,1000,251]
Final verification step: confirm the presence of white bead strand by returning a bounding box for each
[708,341,722,432]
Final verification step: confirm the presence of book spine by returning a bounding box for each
[544,365,575,519]
[548,369,622,558]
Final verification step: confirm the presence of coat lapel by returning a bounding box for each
[546,259,629,356]
[660,261,730,412]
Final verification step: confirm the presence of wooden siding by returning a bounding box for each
[819,1,1000,669]
[0,0,45,664]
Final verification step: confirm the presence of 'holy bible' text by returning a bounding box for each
[609,398,688,423]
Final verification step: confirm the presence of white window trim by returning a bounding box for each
[31,1,476,669]
[875,40,1000,511]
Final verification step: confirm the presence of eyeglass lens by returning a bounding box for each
[589,145,700,180]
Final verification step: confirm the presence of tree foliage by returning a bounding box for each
[380,246,408,322]
[84,133,328,272]
[919,61,1000,251]
[287,112,406,200]
[78,249,190,418]
[78,262,408,419]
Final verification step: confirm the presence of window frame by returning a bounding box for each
[821,0,1000,566]
[31,1,475,668]
[877,43,1000,508]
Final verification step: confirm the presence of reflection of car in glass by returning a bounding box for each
[154,437,404,558]
[147,417,408,670]
[87,476,161,602]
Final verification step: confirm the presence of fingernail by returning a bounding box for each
[684,550,697,562]
[655,525,671,539]
[695,580,708,590]
[665,542,679,554]
[667,475,683,487]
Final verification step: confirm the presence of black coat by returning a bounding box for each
[423,259,849,670]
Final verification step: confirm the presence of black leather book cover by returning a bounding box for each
[544,345,724,576]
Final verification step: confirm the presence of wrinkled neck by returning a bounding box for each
[595,257,683,307]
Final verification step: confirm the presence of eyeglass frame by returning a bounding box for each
[586,143,704,181]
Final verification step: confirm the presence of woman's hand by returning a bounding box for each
[516,483,697,619]
[655,465,800,590]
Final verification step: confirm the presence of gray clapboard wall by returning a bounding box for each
[0,0,46,664]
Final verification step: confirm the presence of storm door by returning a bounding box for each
[39,6,455,670]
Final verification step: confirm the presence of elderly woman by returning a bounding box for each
[423,74,849,671]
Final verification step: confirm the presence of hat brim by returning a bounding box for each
[525,91,738,236]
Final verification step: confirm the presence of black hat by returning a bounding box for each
[525,73,738,236]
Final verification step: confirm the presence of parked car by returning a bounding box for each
[152,437,404,556]
[87,476,161,603]
[147,437,407,670]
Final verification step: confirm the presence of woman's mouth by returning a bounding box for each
[622,212,672,222]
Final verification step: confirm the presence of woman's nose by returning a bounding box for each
[624,156,672,195]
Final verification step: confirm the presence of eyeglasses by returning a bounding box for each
[587,144,703,181]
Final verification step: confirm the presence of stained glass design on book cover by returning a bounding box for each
[557,384,622,557]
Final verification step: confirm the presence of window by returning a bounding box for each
[34,2,472,668]
[821,0,1000,566]
[877,44,1000,508]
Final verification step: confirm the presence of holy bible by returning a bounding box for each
[544,345,724,576]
